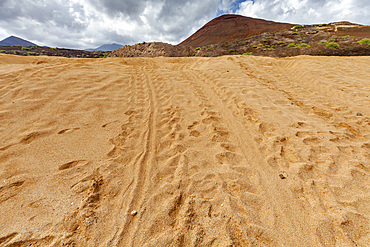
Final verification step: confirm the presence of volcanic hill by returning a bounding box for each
[0,35,36,47]
[179,14,295,47]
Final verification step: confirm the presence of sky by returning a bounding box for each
[0,0,368,49]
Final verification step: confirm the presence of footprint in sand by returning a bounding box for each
[58,160,89,170]
[57,128,80,135]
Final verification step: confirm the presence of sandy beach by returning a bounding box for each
[0,54,369,246]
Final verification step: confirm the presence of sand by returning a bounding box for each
[0,54,369,246]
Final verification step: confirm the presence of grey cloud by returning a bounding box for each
[87,0,150,19]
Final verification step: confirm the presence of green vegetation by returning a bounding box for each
[240,42,246,45]
[0,50,5,53]
[357,38,370,45]
[21,46,30,50]
[318,24,327,27]
[262,39,267,42]
[268,48,275,51]
[326,42,340,49]
[317,40,328,44]
[263,48,267,51]
[328,37,336,42]
[252,45,257,48]
[14,51,20,54]
[243,52,253,55]
[298,38,303,41]
[196,47,201,50]
[277,41,284,44]
[293,25,303,29]
[291,32,298,35]
[265,45,270,48]
[229,49,235,52]
[207,47,212,50]
[299,43,310,48]
[287,43,297,47]
[77,55,81,57]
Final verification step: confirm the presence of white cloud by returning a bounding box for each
[237,0,369,25]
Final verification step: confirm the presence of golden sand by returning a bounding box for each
[0,54,369,246]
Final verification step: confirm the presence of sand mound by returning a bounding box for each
[0,54,369,246]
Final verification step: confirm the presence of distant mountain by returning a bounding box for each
[86,43,124,51]
[0,35,37,46]
[179,14,295,47]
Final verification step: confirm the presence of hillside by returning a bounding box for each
[0,36,36,47]
[179,14,295,47]
[110,22,370,58]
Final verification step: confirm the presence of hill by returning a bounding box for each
[86,43,124,51]
[0,35,36,47]
[110,22,370,58]
[179,14,295,47]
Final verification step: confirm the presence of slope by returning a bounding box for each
[179,14,295,47]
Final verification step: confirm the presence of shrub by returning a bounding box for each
[318,24,327,27]
[298,38,303,41]
[241,42,246,45]
[77,55,81,57]
[21,46,30,50]
[318,40,328,44]
[268,48,275,51]
[277,41,284,44]
[263,48,267,51]
[229,49,235,52]
[196,47,201,50]
[252,45,257,48]
[265,45,270,48]
[262,39,267,42]
[326,42,340,49]
[292,32,298,35]
[14,51,20,54]
[0,50,5,53]
[293,25,303,29]
[328,37,336,42]
[243,52,253,55]
[299,43,310,48]
[357,38,370,45]
[287,43,297,47]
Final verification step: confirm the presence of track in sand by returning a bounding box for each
[0,54,369,246]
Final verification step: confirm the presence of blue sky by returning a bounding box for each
[0,0,368,49]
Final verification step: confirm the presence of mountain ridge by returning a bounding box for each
[0,35,37,47]
[86,43,124,51]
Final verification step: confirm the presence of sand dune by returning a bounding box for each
[0,54,369,246]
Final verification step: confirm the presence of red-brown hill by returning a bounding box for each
[179,14,295,47]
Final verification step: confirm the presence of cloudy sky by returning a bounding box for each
[0,0,368,49]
